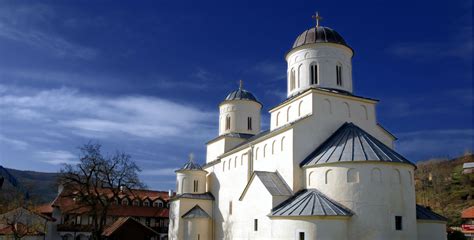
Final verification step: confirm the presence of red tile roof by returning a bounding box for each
[462,206,474,219]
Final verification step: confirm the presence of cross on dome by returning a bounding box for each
[312,11,323,27]
[188,153,195,163]
[239,80,243,90]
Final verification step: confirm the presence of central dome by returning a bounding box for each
[292,26,349,49]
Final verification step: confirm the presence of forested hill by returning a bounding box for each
[0,167,59,204]
[415,153,474,226]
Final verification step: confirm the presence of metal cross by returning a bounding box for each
[312,11,323,27]
[239,80,243,90]
[189,153,194,162]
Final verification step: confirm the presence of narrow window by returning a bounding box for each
[254,219,258,231]
[310,64,318,84]
[299,232,305,240]
[290,68,296,90]
[336,65,342,86]
[225,116,231,130]
[229,201,233,215]
[395,216,402,230]
[193,180,198,192]
[247,117,252,130]
[198,234,200,240]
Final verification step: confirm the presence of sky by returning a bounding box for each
[0,0,472,190]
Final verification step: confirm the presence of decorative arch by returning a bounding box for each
[371,168,382,183]
[323,99,332,114]
[241,155,244,166]
[222,161,225,172]
[234,156,238,168]
[255,147,259,160]
[272,140,276,154]
[325,169,333,184]
[276,112,281,127]
[347,168,359,183]
[228,158,232,170]
[287,106,291,122]
[298,101,303,117]
[392,169,401,184]
[263,144,267,158]
[361,105,368,120]
[308,171,316,186]
[281,136,286,151]
[343,102,351,118]
[408,171,413,185]
[304,52,310,59]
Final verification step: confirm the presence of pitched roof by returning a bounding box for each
[102,217,158,237]
[462,206,474,219]
[416,205,447,221]
[300,122,415,167]
[176,159,205,172]
[182,205,211,219]
[270,189,353,217]
[240,171,292,200]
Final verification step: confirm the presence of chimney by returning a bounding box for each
[168,189,173,197]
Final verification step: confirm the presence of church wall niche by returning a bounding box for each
[347,168,359,183]
[371,168,382,183]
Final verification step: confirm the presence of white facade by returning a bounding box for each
[170,22,447,240]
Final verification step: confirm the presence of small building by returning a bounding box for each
[37,186,173,240]
[463,163,474,174]
[0,207,53,240]
[462,206,474,239]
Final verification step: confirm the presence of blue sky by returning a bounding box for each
[0,0,472,190]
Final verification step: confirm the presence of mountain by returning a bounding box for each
[0,166,59,204]
[415,153,474,226]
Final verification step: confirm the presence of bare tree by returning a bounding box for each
[59,143,144,240]
[0,207,47,240]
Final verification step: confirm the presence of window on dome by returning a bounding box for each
[299,232,305,240]
[247,117,252,130]
[290,68,296,90]
[229,201,233,215]
[254,219,258,231]
[225,116,231,130]
[193,180,198,192]
[336,65,343,86]
[310,64,318,85]
[395,216,402,230]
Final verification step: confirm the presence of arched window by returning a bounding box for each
[193,180,198,192]
[325,169,332,184]
[133,199,140,206]
[272,140,276,154]
[121,198,129,206]
[263,144,267,158]
[276,112,280,127]
[371,168,382,183]
[310,64,318,85]
[143,200,150,207]
[347,168,359,183]
[255,148,259,160]
[181,177,187,192]
[297,64,303,88]
[247,117,252,130]
[298,101,303,117]
[392,169,401,184]
[287,106,291,122]
[281,137,285,151]
[336,64,343,86]
[290,68,296,91]
[225,115,231,130]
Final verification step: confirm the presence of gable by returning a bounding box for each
[239,171,292,201]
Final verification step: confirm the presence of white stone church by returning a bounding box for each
[169,16,447,240]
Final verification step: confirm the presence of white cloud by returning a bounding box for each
[0,134,29,150]
[0,85,215,140]
[0,3,97,60]
[37,150,77,165]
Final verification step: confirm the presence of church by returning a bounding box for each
[169,13,447,240]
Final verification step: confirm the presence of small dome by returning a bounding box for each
[292,26,349,49]
[176,154,204,172]
[224,88,260,103]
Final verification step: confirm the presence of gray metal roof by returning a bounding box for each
[416,204,447,221]
[270,189,353,217]
[255,171,293,196]
[300,122,415,167]
[182,205,211,219]
[292,26,350,50]
[224,88,260,104]
[171,192,215,201]
[176,160,204,172]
